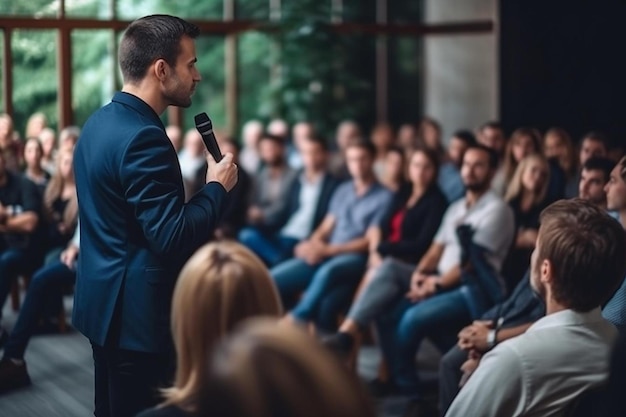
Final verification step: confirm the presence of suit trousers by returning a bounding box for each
[91,342,173,417]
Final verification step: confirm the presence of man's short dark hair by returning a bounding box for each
[346,139,377,158]
[452,130,477,146]
[538,199,626,312]
[464,144,499,169]
[119,15,200,83]
[259,133,286,146]
[303,135,329,152]
[581,131,610,152]
[582,157,614,183]
[479,121,503,132]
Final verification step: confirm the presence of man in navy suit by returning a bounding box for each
[73,15,238,417]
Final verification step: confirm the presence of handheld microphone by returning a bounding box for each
[194,112,223,163]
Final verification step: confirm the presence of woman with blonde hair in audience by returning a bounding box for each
[199,319,376,417]
[502,153,550,290]
[25,112,47,139]
[492,127,542,195]
[42,146,78,263]
[22,137,50,194]
[137,242,283,417]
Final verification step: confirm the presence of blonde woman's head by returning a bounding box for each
[202,319,376,417]
[505,153,549,204]
[165,241,283,410]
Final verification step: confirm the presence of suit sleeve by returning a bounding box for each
[120,127,227,259]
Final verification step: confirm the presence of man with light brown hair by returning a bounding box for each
[446,199,626,417]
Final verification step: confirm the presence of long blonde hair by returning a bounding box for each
[163,241,283,411]
[504,153,550,205]
[503,127,542,186]
[204,319,377,417]
[43,147,77,232]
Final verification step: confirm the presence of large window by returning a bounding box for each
[11,29,58,134]
[1,1,492,140]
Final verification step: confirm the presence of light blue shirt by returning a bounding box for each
[327,181,393,245]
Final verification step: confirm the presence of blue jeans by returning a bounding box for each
[238,227,299,267]
[376,287,471,396]
[3,261,76,360]
[271,253,367,332]
[0,248,33,321]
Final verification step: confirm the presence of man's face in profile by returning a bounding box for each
[163,36,201,108]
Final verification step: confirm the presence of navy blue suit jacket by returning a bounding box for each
[73,92,227,353]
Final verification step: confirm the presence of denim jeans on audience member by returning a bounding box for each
[3,261,76,360]
[0,248,31,321]
[272,253,367,332]
[376,287,471,396]
[347,258,415,328]
[238,227,299,267]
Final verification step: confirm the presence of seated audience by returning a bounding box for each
[38,128,57,175]
[493,127,542,196]
[288,121,315,170]
[267,118,289,140]
[0,222,80,393]
[188,319,376,417]
[502,154,550,290]
[25,112,47,139]
[416,116,445,159]
[136,241,283,417]
[324,145,514,405]
[370,122,396,181]
[246,133,298,229]
[41,147,78,263]
[22,137,50,194]
[438,130,476,203]
[536,127,570,202]
[0,152,42,344]
[369,148,448,268]
[601,157,626,332]
[178,129,206,200]
[58,126,80,152]
[272,140,393,333]
[579,156,614,210]
[209,139,252,240]
[239,120,263,175]
[165,125,183,154]
[329,120,362,180]
[446,199,626,417]
[0,114,22,174]
[439,269,545,415]
[476,121,506,164]
[397,123,417,153]
[564,131,609,198]
[380,146,407,192]
[239,135,337,266]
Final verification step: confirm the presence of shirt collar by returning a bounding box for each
[528,307,605,332]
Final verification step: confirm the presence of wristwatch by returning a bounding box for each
[486,329,498,349]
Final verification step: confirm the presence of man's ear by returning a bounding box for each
[153,59,168,82]
[541,259,552,284]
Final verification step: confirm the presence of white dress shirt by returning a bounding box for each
[446,308,617,417]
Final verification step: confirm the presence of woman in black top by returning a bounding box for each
[369,147,448,268]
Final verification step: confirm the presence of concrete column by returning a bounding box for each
[423,0,498,141]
